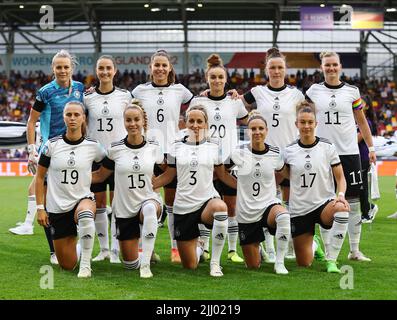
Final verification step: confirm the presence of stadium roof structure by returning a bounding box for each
[1,0,397,23]
[0,0,396,79]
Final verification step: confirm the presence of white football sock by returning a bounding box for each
[123,258,140,270]
[78,210,95,269]
[198,224,210,252]
[141,202,158,266]
[227,216,239,253]
[319,226,331,257]
[275,212,291,264]
[264,228,275,254]
[211,212,228,265]
[166,205,177,250]
[328,211,349,261]
[24,195,36,226]
[109,209,119,252]
[348,200,362,253]
[94,207,109,251]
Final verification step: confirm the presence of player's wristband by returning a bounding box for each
[338,192,345,198]
[37,204,45,210]
[28,144,36,154]
[368,146,375,152]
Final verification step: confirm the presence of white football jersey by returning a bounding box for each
[104,138,163,219]
[40,135,105,213]
[170,137,221,215]
[283,137,341,217]
[132,83,193,153]
[306,82,363,155]
[230,143,284,224]
[248,85,304,149]
[84,87,133,150]
[189,94,248,162]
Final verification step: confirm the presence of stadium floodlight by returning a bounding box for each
[41,5,47,9]
[167,8,179,12]
[320,4,325,8]
[19,5,24,9]
[144,4,149,8]
[386,8,396,12]
[151,7,161,12]
[197,2,203,7]
[186,7,195,12]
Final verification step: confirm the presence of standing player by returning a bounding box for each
[237,48,305,261]
[36,101,105,278]
[387,171,397,219]
[306,51,376,262]
[9,50,84,265]
[153,105,236,277]
[132,49,193,263]
[189,53,248,263]
[92,102,163,278]
[284,102,350,273]
[84,55,133,263]
[224,111,291,274]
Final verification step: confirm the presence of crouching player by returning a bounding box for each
[284,101,350,273]
[36,101,105,278]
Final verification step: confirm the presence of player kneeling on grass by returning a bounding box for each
[283,101,350,273]
[152,105,236,277]
[92,102,163,279]
[36,101,106,278]
[219,111,291,274]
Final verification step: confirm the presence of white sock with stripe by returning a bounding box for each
[24,195,36,226]
[328,211,349,261]
[227,217,239,253]
[211,212,228,265]
[123,258,140,270]
[199,224,211,253]
[166,205,177,250]
[78,210,95,269]
[347,200,362,253]
[319,226,331,257]
[275,212,291,264]
[141,202,158,266]
[94,207,109,251]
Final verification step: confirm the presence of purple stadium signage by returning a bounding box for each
[300,6,334,30]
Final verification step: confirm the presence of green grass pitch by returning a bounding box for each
[0,176,396,300]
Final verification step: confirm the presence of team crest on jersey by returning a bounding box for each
[214,112,221,121]
[132,155,141,172]
[157,92,164,105]
[74,91,81,99]
[240,231,246,241]
[329,95,337,108]
[304,162,312,170]
[189,159,199,168]
[67,151,76,167]
[253,163,262,178]
[101,101,110,116]
[273,97,280,111]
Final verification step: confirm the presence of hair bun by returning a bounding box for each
[207,54,223,68]
[267,47,280,56]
